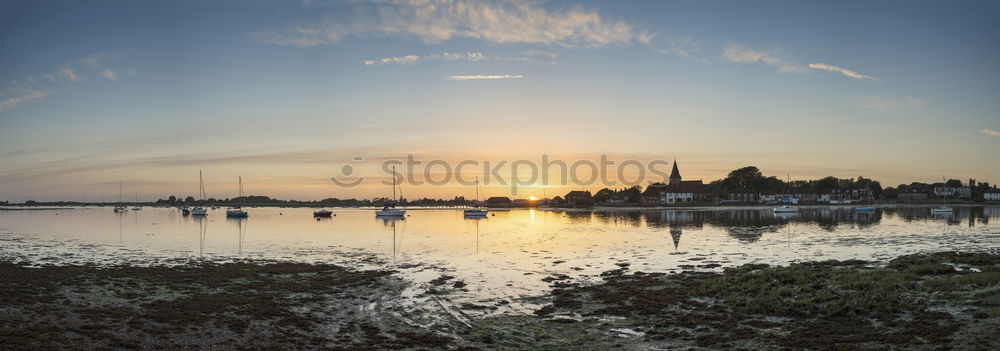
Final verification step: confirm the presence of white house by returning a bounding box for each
[986,188,1000,202]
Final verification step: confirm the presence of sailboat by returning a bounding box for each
[773,205,798,213]
[375,166,406,217]
[226,176,248,218]
[132,192,142,211]
[464,177,488,217]
[930,206,953,213]
[191,170,208,216]
[113,181,128,213]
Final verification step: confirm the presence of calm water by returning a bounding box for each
[2,205,999,311]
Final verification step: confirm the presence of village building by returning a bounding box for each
[933,183,972,199]
[985,188,1000,202]
[641,161,705,205]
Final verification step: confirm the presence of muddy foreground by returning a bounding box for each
[2,251,998,350]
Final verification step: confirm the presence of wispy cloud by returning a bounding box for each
[651,36,700,57]
[857,96,924,111]
[446,74,524,80]
[981,129,1000,136]
[364,52,487,66]
[809,63,878,81]
[57,67,79,81]
[363,51,553,66]
[254,0,650,48]
[0,52,133,111]
[101,69,118,81]
[0,88,47,110]
[364,54,421,66]
[720,43,806,73]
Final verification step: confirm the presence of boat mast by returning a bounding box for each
[199,170,205,205]
[392,166,397,204]
[239,176,244,207]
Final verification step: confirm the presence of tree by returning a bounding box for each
[945,179,963,188]
[815,177,840,192]
[723,166,764,191]
[882,187,898,200]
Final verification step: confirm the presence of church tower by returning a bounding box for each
[669,160,682,186]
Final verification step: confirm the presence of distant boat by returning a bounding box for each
[226,176,249,218]
[464,177,488,217]
[773,205,799,213]
[181,206,190,215]
[313,210,333,217]
[132,192,142,210]
[191,170,208,216]
[930,206,953,213]
[114,181,128,213]
[376,166,406,217]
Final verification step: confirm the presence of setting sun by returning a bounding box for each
[529,196,538,201]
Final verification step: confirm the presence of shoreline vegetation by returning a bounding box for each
[2,251,998,350]
[4,166,998,208]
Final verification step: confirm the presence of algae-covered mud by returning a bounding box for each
[3,251,998,350]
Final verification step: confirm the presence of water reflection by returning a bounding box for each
[227,217,247,256]
[378,217,405,264]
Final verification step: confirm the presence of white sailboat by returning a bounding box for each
[113,181,127,213]
[930,206,953,213]
[464,177,488,217]
[375,166,406,217]
[773,205,798,213]
[226,176,248,218]
[191,170,208,216]
[132,192,142,211]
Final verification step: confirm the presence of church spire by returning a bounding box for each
[669,159,682,185]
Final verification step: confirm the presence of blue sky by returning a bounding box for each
[1,0,998,201]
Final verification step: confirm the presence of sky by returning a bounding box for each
[1,0,998,202]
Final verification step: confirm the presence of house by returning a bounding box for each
[564,191,593,207]
[986,188,1000,202]
[898,183,932,202]
[642,161,706,205]
[724,192,758,203]
[898,192,929,202]
[933,183,972,199]
[485,197,512,207]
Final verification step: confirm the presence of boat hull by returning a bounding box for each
[191,208,208,216]
[773,206,798,213]
[313,211,333,217]
[226,210,248,218]
[375,209,406,217]
[463,209,488,217]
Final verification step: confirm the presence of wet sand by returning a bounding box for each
[3,251,998,350]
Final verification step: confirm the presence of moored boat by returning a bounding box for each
[192,170,209,216]
[376,166,406,217]
[226,176,249,218]
[773,205,799,213]
[313,210,333,217]
[464,177,488,217]
[930,206,953,213]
